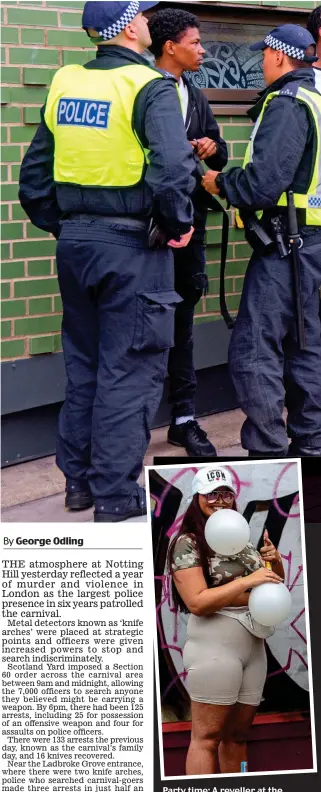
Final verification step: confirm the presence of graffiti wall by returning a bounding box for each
[151,462,310,721]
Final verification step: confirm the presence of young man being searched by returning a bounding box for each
[149,9,228,457]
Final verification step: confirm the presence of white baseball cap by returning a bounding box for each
[192,465,236,496]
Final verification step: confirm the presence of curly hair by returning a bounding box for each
[148,8,200,58]
[307,5,321,43]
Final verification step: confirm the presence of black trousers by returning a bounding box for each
[168,239,207,418]
[56,218,179,508]
[228,234,321,455]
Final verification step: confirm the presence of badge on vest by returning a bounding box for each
[57,98,111,128]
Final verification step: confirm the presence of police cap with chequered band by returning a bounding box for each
[82,1,159,42]
[250,23,318,63]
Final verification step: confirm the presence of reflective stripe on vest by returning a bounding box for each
[241,84,321,226]
[235,116,263,228]
[44,63,164,188]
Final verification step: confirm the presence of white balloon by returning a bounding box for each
[205,509,250,556]
[249,582,292,626]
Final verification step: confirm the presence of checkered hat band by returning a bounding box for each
[264,33,305,60]
[98,0,140,40]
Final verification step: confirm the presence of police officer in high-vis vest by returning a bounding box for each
[19,1,196,521]
[202,24,321,459]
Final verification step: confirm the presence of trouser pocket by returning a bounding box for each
[132,290,182,352]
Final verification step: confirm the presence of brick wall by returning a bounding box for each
[1,1,94,360]
[1,0,317,360]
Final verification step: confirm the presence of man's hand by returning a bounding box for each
[168,226,194,249]
[202,169,221,195]
[192,137,217,161]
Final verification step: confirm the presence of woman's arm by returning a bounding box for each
[173,565,282,617]
[228,592,250,607]
[271,555,284,579]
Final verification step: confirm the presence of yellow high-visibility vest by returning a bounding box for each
[239,83,321,226]
[44,63,165,188]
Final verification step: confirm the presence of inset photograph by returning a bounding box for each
[148,460,317,780]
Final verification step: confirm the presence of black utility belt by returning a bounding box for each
[243,212,321,255]
[266,208,306,226]
[59,215,150,249]
[63,213,150,232]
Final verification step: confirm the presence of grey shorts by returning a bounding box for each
[183,613,267,706]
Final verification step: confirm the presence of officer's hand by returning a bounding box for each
[202,170,220,195]
[168,227,194,249]
[196,137,218,160]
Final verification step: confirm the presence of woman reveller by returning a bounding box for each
[168,465,284,775]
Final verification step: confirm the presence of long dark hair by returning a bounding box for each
[167,493,237,613]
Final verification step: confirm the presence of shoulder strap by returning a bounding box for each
[278,80,301,99]
[207,196,234,330]
[278,79,320,99]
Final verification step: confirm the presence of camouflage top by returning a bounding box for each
[171,534,264,587]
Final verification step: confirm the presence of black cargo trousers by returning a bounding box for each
[228,230,321,456]
[56,216,181,514]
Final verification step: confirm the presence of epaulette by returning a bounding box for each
[163,70,177,80]
[279,82,301,98]
[153,66,178,82]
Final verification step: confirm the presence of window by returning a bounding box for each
[186,22,268,91]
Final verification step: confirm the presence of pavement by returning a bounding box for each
[1,409,246,523]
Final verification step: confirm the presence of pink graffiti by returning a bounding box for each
[167,513,184,539]
[273,462,300,518]
[162,670,188,702]
[290,608,307,645]
[281,551,303,592]
[267,647,308,677]
[154,466,198,518]
[289,564,303,592]
[151,493,162,517]
[224,465,251,499]
[155,573,184,658]
[282,551,293,589]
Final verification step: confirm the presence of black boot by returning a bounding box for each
[65,480,94,511]
[168,420,217,457]
[94,487,147,523]
[287,445,321,457]
[248,451,287,458]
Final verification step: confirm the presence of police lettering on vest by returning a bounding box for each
[45,63,165,188]
[57,98,111,128]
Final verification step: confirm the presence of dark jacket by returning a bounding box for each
[182,75,228,239]
[220,69,317,219]
[19,46,196,239]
